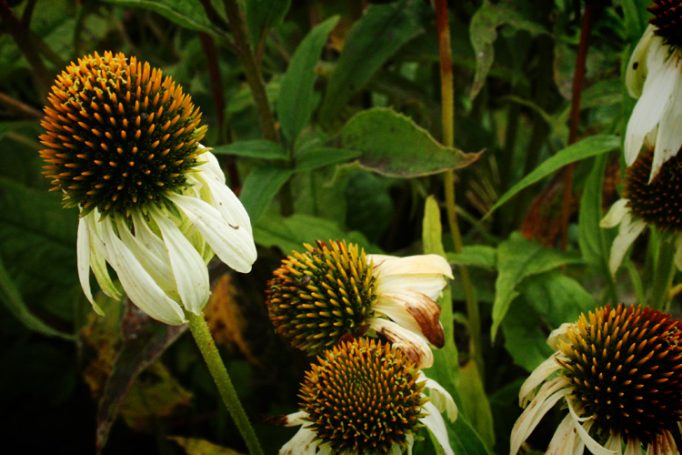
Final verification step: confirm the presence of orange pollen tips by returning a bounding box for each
[558,304,682,444]
[649,0,682,49]
[299,338,425,453]
[39,51,206,215]
[265,241,377,355]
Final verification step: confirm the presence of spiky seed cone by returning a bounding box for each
[624,147,682,231]
[265,240,377,355]
[557,304,682,444]
[649,0,682,48]
[39,51,206,215]
[300,338,425,454]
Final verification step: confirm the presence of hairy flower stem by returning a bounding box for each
[186,311,264,455]
[435,0,483,374]
[222,0,279,143]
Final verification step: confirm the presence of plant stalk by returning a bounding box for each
[186,311,264,455]
[435,0,482,373]
[650,236,675,312]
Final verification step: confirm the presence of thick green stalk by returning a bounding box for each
[650,236,675,312]
[186,311,264,455]
[435,0,483,374]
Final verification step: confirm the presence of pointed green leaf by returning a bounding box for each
[212,140,288,161]
[240,166,293,222]
[103,0,216,34]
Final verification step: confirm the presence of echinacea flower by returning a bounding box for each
[40,51,256,325]
[624,1,682,180]
[265,240,453,368]
[511,304,681,455]
[279,337,457,455]
[600,145,682,274]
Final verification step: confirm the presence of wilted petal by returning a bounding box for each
[371,254,453,300]
[77,215,101,313]
[547,414,584,455]
[607,213,647,275]
[600,199,629,229]
[652,70,682,180]
[370,317,433,368]
[519,352,564,406]
[375,291,444,347]
[567,401,618,455]
[419,372,457,421]
[420,401,454,455]
[280,425,321,455]
[626,25,656,98]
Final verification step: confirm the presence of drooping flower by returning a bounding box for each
[265,240,453,368]
[624,1,682,180]
[600,145,682,274]
[279,338,457,455]
[511,304,681,455]
[40,51,256,325]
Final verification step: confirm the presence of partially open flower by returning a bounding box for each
[265,240,453,368]
[624,2,682,180]
[600,146,682,274]
[40,51,256,325]
[511,304,681,455]
[279,338,457,455]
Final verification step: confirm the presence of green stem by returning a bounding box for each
[650,236,676,312]
[186,311,264,455]
[435,0,482,374]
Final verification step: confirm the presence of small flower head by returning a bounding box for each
[40,51,206,215]
[265,240,453,367]
[649,0,682,49]
[280,338,457,455]
[512,304,682,454]
[39,52,256,325]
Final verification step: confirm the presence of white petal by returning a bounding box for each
[547,414,582,455]
[600,199,630,228]
[197,147,227,182]
[567,400,618,455]
[279,425,320,455]
[405,433,414,455]
[420,401,454,455]
[510,377,571,455]
[626,25,656,98]
[604,433,623,452]
[519,352,563,406]
[651,67,682,180]
[608,213,647,275]
[84,212,122,300]
[77,215,104,315]
[170,193,257,273]
[155,212,210,315]
[282,411,309,427]
[375,291,444,347]
[625,438,641,455]
[419,372,458,421]
[624,39,678,166]
[547,323,573,350]
[100,218,186,325]
[370,317,434,368]
[371,255,453,300]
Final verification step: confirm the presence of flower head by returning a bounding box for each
[625,2,682,180]
[280,338,457,455]
[265,240,453,368]
[511,304,682,455]
[40,51,257,325]
[601,145,682,274]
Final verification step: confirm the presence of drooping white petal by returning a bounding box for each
[652,67,682,180]
[279,425,320,455]
[155,212,210,315]
[626,25,656,98]
[84,212,122,300]
[99,217,186,325]
[624,37,678,166]
[370,254,453,300]
[567,400,618,455]
[519,352,564,406]
[624,438,641,455]
[604,433,623,452]
[77,216,96,308]
[510,377,572,455]
[375,291,444,347]
[170,193,257,273]
[547,323,573,350]
[369,317,434,368]
[546,414,583,455]
[607,212,647,275]
[419,372,457,421]
[600,199,630,229]
[420,401,454,455]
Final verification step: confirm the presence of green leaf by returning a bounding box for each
[459,360,495,448]
[319,1,425,126]
[211,140,288,161]
[578,156,608,267]
[485,134,620,217]
[447,245,497,271]
[491,232,581,340]
[294,147,360,172]
[469,0,546,99]
[501,298,553,372]
[103,0,216,34]
[245,0,290,46]
[170,436,241,455]
[340,108,481,177]
[278,16,339,144]
[254,213,374,255]
[239,166,293,222]
[0,254,72,339]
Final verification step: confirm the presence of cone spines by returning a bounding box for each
[299,338,424,454]
[40,51,206,215]
[649,0,682,49]
[624,147,682,231]
[265,240,377,354]
[558,305,682,444]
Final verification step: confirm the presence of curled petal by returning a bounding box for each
[546,414,584,455]
[567,400,618,455]
[419,372,457,421]
[626,25,656,98]
[279,425,321,455]
[652,69,682,180]
[371,255,453,301]
[600,199,629,229]
[607,212,647,276]
[77,215,103,314]
[84,213,122,301]
[420,401,454,455]
[519,352,564,406]
[375,291,444,347]
[282,411,309,427]
[370,317,433,368]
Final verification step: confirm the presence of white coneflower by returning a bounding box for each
[279,338,457,455]
[40,51,256,325]
[265,240,453,368]
[624,1,682,180]
[511,304,681,455]
[600,144,682,274]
